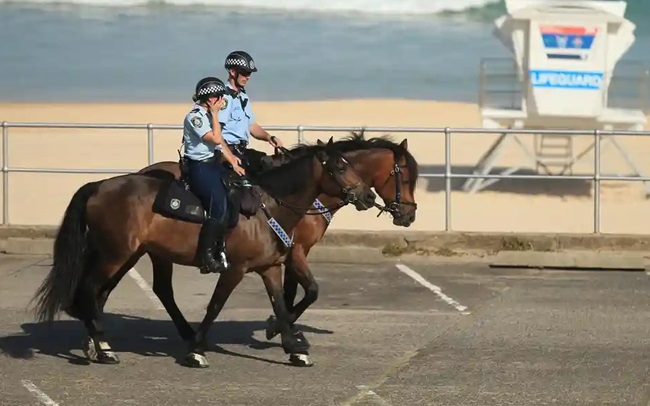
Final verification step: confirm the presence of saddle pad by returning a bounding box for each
[153,179,206,224]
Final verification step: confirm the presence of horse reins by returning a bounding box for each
[259,148,363,216]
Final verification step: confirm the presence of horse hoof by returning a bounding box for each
[181,352,209,368]
[265,315,281,340]
[97,351,120,365]
[289,353,314,367]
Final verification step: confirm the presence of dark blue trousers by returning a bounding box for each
[185,158,228,222]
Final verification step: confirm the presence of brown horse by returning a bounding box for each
[138,131,419,363]
[32,138,376,369]
[265,132,418,341]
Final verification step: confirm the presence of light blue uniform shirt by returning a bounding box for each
[182,103,223,161]
[218,83,255,145]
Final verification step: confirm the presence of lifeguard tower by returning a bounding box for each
[463,0,649,194]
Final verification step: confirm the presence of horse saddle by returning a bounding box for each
[152,167,262,228]
[221,170,262,228]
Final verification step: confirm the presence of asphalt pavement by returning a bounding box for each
[0,254,649,405]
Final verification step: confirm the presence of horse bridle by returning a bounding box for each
[267,147,364,215]
[373,156,418,218]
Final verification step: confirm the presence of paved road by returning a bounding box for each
[0,254,649,405]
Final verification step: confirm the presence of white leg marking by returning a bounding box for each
[127,267,165,310]
[21,380,59,406]
[395,264,471,315]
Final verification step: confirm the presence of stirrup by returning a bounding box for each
[218,250,229,269]
[198,246,226,274]
[199,257,227,274]
[199,248,229,274]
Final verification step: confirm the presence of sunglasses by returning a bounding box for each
[237,70,252,77]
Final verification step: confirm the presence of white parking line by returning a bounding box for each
[21,380,59,406]
[362,390,391,405]
[395,264,471,315]
[127,267,165,311]
[344,386,392,406]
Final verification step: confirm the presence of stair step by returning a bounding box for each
[535,134,574,174]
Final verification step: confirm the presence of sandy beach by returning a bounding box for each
[1,99,649,234]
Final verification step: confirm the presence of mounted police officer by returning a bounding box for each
[220,50,284,175]
[183,76,246,274]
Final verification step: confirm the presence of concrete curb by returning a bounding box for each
[3,226,650,250]
[1,226,649,268]
[0,237,457,264]
[489,251,647,271]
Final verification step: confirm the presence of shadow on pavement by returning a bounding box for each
[0,312,334,366]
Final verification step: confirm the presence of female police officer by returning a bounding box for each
[183,76,246,274]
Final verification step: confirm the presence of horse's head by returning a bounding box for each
[315,137,376,211]
[369,138,418,227]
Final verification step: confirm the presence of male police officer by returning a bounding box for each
[183,76,246,274]
[219,50,284,175]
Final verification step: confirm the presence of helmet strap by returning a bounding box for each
[227,71,240,93]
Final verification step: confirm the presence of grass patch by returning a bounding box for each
[500,237,534,251]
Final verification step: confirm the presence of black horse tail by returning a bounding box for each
[32,181,101,323]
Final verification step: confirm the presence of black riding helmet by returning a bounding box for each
[224,50,257,74]
[192,76,226,102]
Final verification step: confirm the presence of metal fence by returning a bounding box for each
[3,121,650,233]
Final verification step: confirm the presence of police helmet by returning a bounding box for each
[193,77,226,102]
[224,51,258,73]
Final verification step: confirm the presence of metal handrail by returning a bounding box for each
[3,121,650,233]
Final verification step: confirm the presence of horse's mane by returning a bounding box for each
[254,143,325,197]
[330,130,419,192]
[256,129,419,196]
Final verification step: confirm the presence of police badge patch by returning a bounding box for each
[191,116,202,128]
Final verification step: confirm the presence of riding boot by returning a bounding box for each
[196,217,229,274]
[214,231,229,270]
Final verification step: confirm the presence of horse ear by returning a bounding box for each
[400,138,409,151]
[317,139,325,147]
[327,136,334,146]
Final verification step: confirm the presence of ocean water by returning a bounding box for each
[0,0,648,103]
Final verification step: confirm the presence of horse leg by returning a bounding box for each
[266,246,319,344]
[282,249,302,313]
[93,253,195,343]
[95,257,134,312]
[149,254,195,343]
[264,253,299,339]
[261,264,313,367]
[283,256,299,315]
[181,265,245,368]
[77,256,131,365]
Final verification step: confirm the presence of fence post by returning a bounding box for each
[2,122,8,225]
[593,129,601,234]
[147,124,154,165]
[297,125,304,144]
[444,127,451,231]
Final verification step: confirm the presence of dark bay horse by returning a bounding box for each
[138,131,419,364]
[32,138,376,368]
